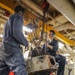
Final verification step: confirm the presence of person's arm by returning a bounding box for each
[46,43,53,50]
[13,14,28,46]
[46,40,58,52]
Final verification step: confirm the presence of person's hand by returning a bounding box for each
[46,43,53,50]
[46,43,50,48]
[25,46,29,51]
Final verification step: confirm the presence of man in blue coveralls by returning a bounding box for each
[42,30,66,75]
[0,5,28,75]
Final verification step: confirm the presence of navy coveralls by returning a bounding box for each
[0,14,28,75]
[43,39,66,75]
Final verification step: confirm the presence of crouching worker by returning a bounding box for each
[0,5,28,75]
[42,30,66,75]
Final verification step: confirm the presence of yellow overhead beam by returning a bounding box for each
[0,2,14,13]
[0,1,75,46]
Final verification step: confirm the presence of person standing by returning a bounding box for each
[0,5,28,75]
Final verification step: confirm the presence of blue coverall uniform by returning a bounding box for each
[0,14,28,75]
[43,39,66,75]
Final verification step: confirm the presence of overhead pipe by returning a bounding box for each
[47,0,75,26]
[65,44,72,51]
[0,10,9,19]
[0,18,6,23]
[0,11,7,23]
[0,20,5,24]
[47,15,68,27]
[20,1,42,20]
[59,48,74,56]
[64,31,75,37]
[22,0,43,16]
[55,23,75,31]
[0,2,14,14]
[0,13,8,20]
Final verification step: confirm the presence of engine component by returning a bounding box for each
[26,55,57,74]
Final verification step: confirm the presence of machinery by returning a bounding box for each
[24,1,58,74]
[24,41,58,75]
[64,63,75,75]
[26,55,58,75]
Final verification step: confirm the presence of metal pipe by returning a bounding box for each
[55,23,75,31]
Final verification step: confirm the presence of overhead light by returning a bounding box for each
[58,42,64,49]
[62,53,70,57]
[0,34,3,37]
[23,26,32,32]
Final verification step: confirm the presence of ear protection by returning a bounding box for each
[49,30,55,37]
[18,11,24,16]
[52,33,55,37]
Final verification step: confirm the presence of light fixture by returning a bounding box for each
[23,26,32,32]
[58,42,64,49]
[0,34,3,37]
